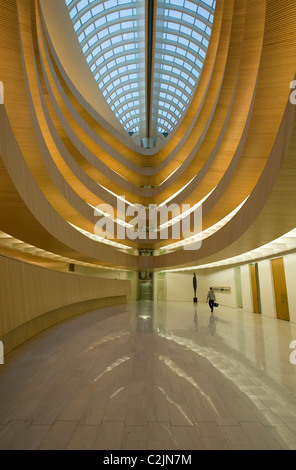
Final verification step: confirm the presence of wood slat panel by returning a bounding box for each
[0,253,130,353]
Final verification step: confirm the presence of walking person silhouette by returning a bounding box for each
[207,287,216,313]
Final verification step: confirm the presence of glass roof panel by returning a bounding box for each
[65,0,216,146]
[66,0,145,137]
[152,0,216,138]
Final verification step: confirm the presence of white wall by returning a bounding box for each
[196,274,210,302]
[154,273,165,301]
[165,272,196,302]
[203,268,237,308]
[233,256,296,323]
[241,264,253,313]
[283,253,296,324]
[162,252,296,324]
[255,254,296,324]
[165,269,236,307]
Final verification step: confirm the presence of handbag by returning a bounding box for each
[213,302,219,307]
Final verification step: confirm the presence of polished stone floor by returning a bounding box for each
[0,301,296,450]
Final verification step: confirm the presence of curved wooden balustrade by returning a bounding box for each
[0,0,295,271]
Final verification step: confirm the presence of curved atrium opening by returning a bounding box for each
[65,0,216,148]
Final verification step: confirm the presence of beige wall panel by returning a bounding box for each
[0,254,131,354]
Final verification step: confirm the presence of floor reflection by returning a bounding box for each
[208,312,218,335]
[1,301,295,450]
[135,301,154,333]
[194,305,198,331]
[133,300,223,336]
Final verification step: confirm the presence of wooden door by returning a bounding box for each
[271,258,290,321]
[250,264,261,313]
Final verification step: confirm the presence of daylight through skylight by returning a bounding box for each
[65,0,216,145]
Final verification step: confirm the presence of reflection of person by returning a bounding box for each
[208,312,217,335]
[194,305,198,330]
[207,287,216,313]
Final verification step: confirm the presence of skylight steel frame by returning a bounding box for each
[151,0,215,138]
[65,0,216,143]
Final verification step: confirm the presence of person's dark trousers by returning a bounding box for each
[209,300,214,312]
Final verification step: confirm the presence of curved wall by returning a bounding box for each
[0,253,131,354]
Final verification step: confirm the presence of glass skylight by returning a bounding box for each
[65,0,145,137]
[65,0,216,143]
[152,0,215,138]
